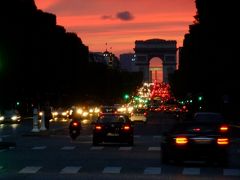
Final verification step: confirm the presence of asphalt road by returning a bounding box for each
[0,112,240,180]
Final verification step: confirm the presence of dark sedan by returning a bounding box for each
[161,112,230,165]
[92,114,134,146]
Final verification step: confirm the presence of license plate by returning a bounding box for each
[107,133,119,136]
[193,137,213,144]
[72,130,77,133]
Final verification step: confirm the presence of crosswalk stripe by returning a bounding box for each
[19,166,42,174]
[61,146,75,150]
[60,166,81,174]
[144,167,161,175]
[119,147,132,151]
[183,168,200,175]
[32,146,47,150]
[224,169,240,176]
[148,147,161,151]
[103,166,121,174]
[91,146,104,150]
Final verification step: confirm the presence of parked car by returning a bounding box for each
[0,109,21,124]
[130,108,148,123]
[92,114,134,146]
[161,112,230,165]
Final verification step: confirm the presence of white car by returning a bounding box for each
[130,108,148,123]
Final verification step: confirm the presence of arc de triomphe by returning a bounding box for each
[134,39,177,83]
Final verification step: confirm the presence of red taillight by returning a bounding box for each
[193,128,201,132]
[175,137,188,145]
[95,125,102,130]
[220,125,228,132]
[73,122,79,126]
[217,138,229,145]
[123,125,130,130]
[144,112,147,116]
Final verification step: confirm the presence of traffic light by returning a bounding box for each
[16,101,20,106]
[124,94,129,100]
[198,96,203,101]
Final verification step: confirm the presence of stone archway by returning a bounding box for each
[134,39,177,83]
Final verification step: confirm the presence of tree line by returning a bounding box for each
[0,0,142,111]
[170,0,239,117]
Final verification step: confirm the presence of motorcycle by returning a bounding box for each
[69,119,82,140]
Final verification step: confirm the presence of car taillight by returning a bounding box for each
[220,125,228,132]
[175,137,188,145]
[217,138,229,145]
[95,125,102,130]
[123,125,130,130]
[72,122,79,126]
[144,112,147,116]
[193,128,201,132]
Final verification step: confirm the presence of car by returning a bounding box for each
[0,109,21,124]
[161,112,230,165]
[92,114,134,146]
[51,107,70,121]
[130,108,148,123]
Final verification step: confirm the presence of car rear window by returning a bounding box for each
[172,123,218,134]
[101,107,117,113]
[98,115,126,123]
[133,109,146,113]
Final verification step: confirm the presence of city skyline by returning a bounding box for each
[35,0,196,57]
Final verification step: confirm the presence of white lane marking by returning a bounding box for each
[182,168,200,175]
[91,146,104,150]
[32,146,47,150]
[103,166,122,174]
[9,146,16,150]
[0,150,6,153]
[148,147,161,151]
[61,146,75,150]
[19,166,42,174]
[60,166,81,174]
[224,169,240,176]
[144,167,161,175]
[119,147,132,151]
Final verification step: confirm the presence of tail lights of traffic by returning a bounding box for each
[95,125,102,130]
[72,122,79,127]
[123,125,130,130]
[220,125,229,132]
[175,137,188,145]
[217,138,229,145]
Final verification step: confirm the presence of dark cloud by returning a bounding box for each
[102,11,134,21]
[116,11,134,21]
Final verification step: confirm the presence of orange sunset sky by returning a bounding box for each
[35,0,196,58]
